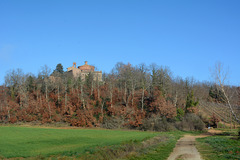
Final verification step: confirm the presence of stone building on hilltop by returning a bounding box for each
[67,61,102,81]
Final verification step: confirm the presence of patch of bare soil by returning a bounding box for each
[167,135,204,160]
[207,128,223,135]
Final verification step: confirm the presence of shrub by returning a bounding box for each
[101,116,124,129]
[175,113,205,131]
[140,116,175,132]
[209,113,220,128]
[198,111,210,125]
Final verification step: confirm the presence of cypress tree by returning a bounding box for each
[55,63,64,74]
[185,90,199,113]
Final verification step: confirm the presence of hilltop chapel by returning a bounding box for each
[67,61,102,81]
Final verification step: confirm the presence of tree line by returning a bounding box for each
[0,62,239,130]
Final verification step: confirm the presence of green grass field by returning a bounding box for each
[196,129,240,160]
[0,126,160,158]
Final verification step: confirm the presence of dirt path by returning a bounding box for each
[167,135,206,160]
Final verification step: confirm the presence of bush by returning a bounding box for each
[209,113,220,128]
[102,114,205,132]
[175,113,205,131]
[101,116,124,129]
[198,111,210,125]
[140,116,175,132]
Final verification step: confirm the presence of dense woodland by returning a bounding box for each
[0,63,239,131]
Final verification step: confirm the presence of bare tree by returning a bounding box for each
[4,68,29,109]
[211,62,240,123]
[4,68,25,97]
[106,72,116,108]
[39,65,52,120]
[0,85,9,122]
[137,63,150,112]
[115,62,133,107]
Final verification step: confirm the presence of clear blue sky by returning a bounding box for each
[0,0,239,86]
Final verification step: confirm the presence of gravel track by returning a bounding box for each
[167,135,203,160]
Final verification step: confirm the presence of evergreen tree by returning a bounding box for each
[52,63,64,77]
[55,63,64,74]
[26,75,34,93]
[185,90,198,113]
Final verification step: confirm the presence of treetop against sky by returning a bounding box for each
[0,0,239,85]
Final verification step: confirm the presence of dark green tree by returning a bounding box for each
[176,108,185,120]
[26,75,35,93]
[52,63,64,77]
[55,63,64,74]
[185,91,199,113]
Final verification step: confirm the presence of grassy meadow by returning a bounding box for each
[0,126,162,159]
[196,129,240,160]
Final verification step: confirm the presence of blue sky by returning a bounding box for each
[0,0,239,85]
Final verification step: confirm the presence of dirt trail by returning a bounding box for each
[167,135,206,160]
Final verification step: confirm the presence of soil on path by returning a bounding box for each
[167,135,206,160]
